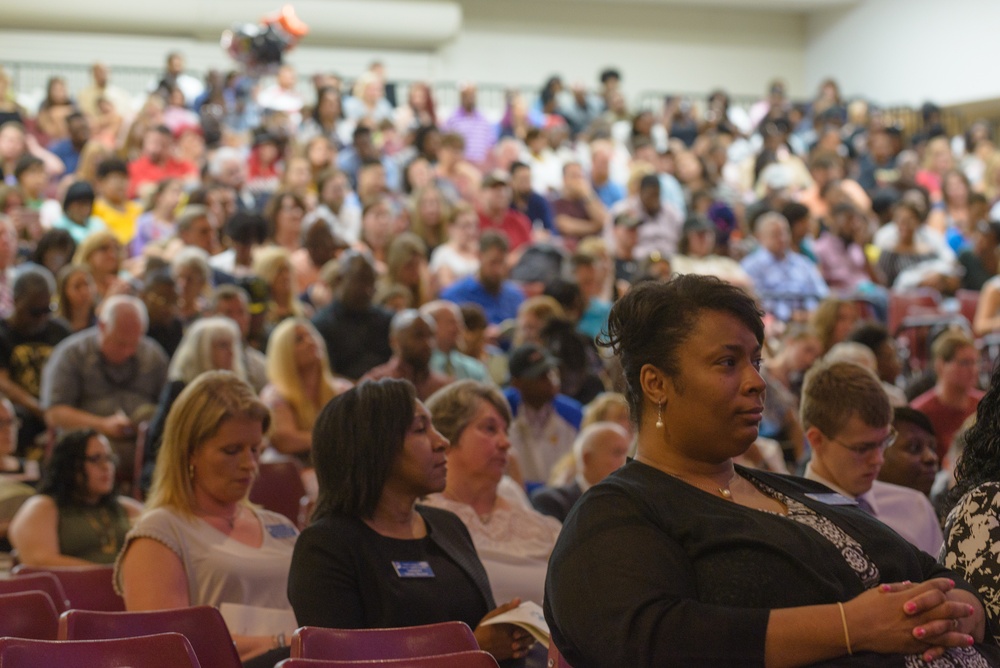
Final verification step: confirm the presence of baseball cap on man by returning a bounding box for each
[508,343,559,380]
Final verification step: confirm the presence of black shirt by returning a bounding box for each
[311,300,392,380]
[0,318,71,398]
[288,506,494,631]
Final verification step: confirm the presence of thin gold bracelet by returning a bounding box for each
[837,602,852,656]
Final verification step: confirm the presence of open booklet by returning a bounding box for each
[478,600,550,649]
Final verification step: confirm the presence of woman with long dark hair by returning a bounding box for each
[9,429,141,566]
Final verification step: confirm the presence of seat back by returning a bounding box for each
[250,460,307,525]
[956,289,981,329]
[0,632,201,668]
[548,641,574,668]
[276,651,499,667]
[59,605,241,668]
[887,288,942,335]
[13,565,125,611]
[0,591,59,639]
[292,622,477,660]
[0,572,69,612]
[132,420,149,501]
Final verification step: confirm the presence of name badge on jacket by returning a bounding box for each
[392,561,435,578]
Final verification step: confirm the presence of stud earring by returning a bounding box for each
[188,464,195,480]
[655,402,664,429]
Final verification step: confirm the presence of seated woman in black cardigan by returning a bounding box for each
[287,378,533,665]
[544,275,997,667]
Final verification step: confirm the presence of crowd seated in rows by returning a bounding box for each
[1,51,1000,667]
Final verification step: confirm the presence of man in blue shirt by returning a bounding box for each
[741,211,829,321]
[503,343,582,490]
[441,231,524,325]
[510,161,555,234]
[336,125,400,192]
[48,112,89,175]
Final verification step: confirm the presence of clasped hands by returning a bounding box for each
[849,578,981,663]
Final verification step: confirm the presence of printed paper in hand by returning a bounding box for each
[478,600,550,648]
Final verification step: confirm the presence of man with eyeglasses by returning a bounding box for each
[800,360,943,556]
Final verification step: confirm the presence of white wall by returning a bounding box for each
[0,1,808,111]
[440,1,807,100]
[805,0,1000,107]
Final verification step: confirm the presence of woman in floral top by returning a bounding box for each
[942,363,1000,645]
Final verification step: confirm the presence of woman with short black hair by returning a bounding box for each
[545,274,994,667]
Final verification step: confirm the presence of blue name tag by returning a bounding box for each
[804,493,858,506]
[266,524,298,539]
[392,561,435,578]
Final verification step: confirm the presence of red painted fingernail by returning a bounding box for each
[905,602,917,613]
[924,652,934,662]
[914,627,926,639]
[880,584,892,592]
[968,605,976,615]
[968,636,976,646]
[948,579,956,588]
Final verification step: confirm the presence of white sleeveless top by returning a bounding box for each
[114,506,297,614]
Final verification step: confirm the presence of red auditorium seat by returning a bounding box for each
[291,621,478,660]
[59,605,241,668]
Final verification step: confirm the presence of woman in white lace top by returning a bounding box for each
[424,380,560,605]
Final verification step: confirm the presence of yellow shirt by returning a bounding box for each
[93,199,142,245]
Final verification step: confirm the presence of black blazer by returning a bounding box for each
[288,505,495,629]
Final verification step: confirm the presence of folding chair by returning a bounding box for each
[276,651,499,668]
[887,288,942,336]
[956,289,980,329]
[0,632,201,668]
[59,605,241,668]
[291,621,477,660]
[0,571,69,612]
[13,564,125,611]
[0,590,59,639]
[250,460,308,526]
[548,641,574,668]
[132,420,149,502]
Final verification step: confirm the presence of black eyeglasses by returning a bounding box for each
[827,427,898,457]
[84,453,120,466]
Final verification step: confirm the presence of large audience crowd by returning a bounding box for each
[3,47,1000,666]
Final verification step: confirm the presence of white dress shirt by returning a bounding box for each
[804,462,943,556]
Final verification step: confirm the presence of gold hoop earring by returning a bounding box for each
[655,402,664,429]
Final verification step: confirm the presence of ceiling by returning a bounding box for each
[458,0,859,11]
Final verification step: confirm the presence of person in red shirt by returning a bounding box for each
[551,161,607,251]
[127,125,197,201]
[477,170,531,251]
[911,330,984,462]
